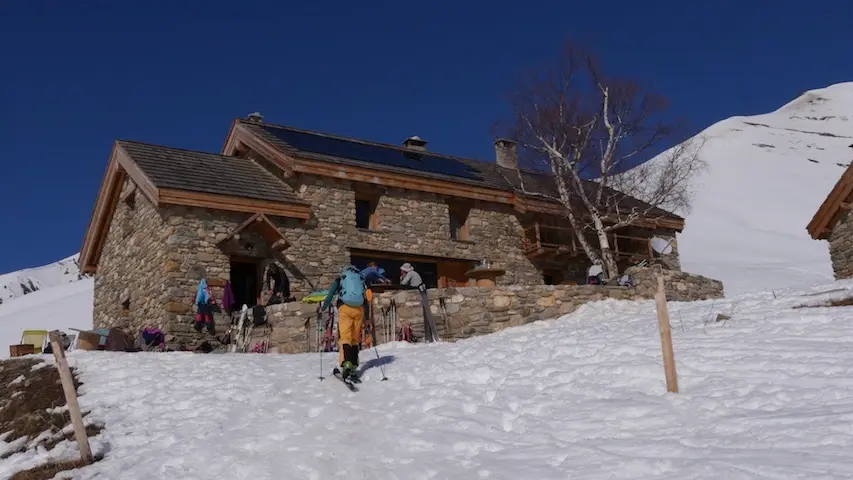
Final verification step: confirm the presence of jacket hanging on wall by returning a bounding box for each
[222,281,235,314]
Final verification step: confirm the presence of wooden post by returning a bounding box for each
[654,272,679,393]
[49,332,93,462]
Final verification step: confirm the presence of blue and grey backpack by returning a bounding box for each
[339,266,366,307]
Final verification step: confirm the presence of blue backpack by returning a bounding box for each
[339,266,365,307]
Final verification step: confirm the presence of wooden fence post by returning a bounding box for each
[654,271,679,393]
[49,331,93,462]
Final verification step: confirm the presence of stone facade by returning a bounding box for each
[828,210,853,279]
[252,267,724,354]
[92,174,694,348]
[93,180,171,332]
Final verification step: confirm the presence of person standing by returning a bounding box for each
[399,262,423,288]
[399,263,439,343]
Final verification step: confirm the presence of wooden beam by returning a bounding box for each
[807,161,853,239]
[158,188,312,219]
[49,331,94,461]
[120,181,137,203]
[223,123,295,176]
[654,272,679,393]
[114,146,160,206]
[218,212,292,250]
[293,158,515,204]
[79,151,126,271]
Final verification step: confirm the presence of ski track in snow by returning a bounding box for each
[4,282,853,479]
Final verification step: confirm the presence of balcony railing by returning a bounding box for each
[522,223,654,260]
[522,224,577,256]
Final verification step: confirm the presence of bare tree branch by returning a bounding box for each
[505,40,705,279]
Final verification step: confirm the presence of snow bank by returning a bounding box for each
[6,281,850,479]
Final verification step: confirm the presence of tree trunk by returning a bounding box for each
[592,216,620,279]
[563,209,600,265]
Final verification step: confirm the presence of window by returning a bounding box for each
[355,197,378,230]
[448,204,470,241]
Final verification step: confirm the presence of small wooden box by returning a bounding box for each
[76,331,102,351]
[9,344,35,357]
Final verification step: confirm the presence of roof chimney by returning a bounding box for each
[403,135,427,151]
[246,112,264,124]
[494,138,517,170]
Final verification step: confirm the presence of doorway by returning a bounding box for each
[230,259,261,309]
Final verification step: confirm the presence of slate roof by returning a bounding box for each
[237,120,682,222]
[117,140,304,205]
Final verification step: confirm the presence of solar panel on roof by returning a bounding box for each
[261,126,482,181]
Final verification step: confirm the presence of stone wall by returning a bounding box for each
[258,267,724,353]
[829,210,853,279]
[92,180,171,332]
[625,266,724,301]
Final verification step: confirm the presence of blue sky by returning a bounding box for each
[1,0,851,273]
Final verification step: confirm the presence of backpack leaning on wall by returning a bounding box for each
[252,304,268,327]
[338,267,366,307]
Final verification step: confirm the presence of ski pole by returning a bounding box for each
[369,328,388,381]
[317,309,324,381]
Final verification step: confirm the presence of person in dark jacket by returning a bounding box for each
[264,261,294,303]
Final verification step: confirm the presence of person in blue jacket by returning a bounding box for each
[360,261,391,285]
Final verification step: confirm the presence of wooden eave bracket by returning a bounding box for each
[222,123,295,177]
[218,212,291,251]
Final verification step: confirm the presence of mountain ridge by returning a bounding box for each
[640,81,853,295]
[0,253,83,305]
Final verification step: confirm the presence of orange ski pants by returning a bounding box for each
[337,304,364,366]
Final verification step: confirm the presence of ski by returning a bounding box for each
[333,370,359,392]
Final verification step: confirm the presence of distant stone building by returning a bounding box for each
[807,158,853,279]
[79,115,686,343]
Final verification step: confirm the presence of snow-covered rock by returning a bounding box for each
[640,82,853,296]
[0,254,82,305]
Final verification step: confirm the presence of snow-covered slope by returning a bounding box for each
[4,281,853,479]
[0,277,94,359]
[645,82,853,296]
[0,254,82,304]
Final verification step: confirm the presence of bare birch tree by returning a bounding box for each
[507,42,706,279]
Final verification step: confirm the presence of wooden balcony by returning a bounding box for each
[522,223,655,262]
[522,224,578,259]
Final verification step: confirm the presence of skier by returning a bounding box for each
[320,265,368,381]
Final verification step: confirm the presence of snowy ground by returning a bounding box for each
[0,277,93,359]
[4,281,853,479]
[641,82,853,296]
